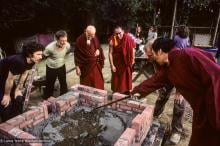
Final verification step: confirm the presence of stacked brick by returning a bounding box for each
[112,93,150,112]
[38,92,78,116]
[71,84,108,107]
[0,104,48,146]
[0,85,154,146]
[113,93,154,146]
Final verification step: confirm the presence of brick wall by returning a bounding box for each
[0,85,154,146]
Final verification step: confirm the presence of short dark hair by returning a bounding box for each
[22,42,44,57]
[152,38,175,53]
[55,30,67,40]
[176,25,189,38]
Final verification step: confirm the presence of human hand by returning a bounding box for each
[1,95,11,107]
[111,65,116,72]
[130,93,141,100]
[95,49,100,56]
[174,94,184,105]
[76,66,81,76]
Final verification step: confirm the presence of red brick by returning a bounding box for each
[34,113,45,121]
[119,104,132,111]
[66,96,77,105]
[112,93,127,101]
[66,106,72,112]
[131,108,143,113]
[118,102,127,106]
[0,123,14,136]
[38,100,52,113]
[17,131,36,139]
[6,115,25,127]
[91,96,105,103]
[131,114,145,142]
[78,84,107,96]
[127,100,140,109]
[111,103,117,109]
[55,100,66,108]
[39,104,48,119]
[38,100,51,107]
[79,92,92,101]
[23,109,40,120]
[33,118,44,126]
[19,119,34,129]
[93,88,108,97]
[8,127,24,137]
[114,128,136,146]
[60,104,70,112]
[139,103,148,110]
[70,100,78,106]
[47,96,57,103]
[78,85,90,92]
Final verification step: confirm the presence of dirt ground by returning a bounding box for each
[29,44,192,146]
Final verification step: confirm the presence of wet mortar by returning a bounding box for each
[25,106,138,146]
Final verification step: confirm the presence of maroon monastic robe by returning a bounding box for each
[74,33,105,89]
[132,48,220,146]
[110,33,136,93]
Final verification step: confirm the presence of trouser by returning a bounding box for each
[44,65,67,99]
[154,86,185,133]
[0,91,24,122]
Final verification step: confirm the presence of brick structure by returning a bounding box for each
[0,84,154,146]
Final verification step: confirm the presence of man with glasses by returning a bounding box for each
[109,26,136,94]
[74,25,105,89]
[43,30,70,99]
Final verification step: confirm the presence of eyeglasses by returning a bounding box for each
[115,32,121,35]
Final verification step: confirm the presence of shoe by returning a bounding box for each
[170,133,181,145]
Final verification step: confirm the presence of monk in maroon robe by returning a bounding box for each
[74,25,104,89]
[132,38,220,146]
[109,26,136,94]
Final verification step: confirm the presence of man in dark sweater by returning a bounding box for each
[0,42,44,122]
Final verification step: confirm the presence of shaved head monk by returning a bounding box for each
[74,25,105,89]
[132,38,220,146]
[109,26,136,94]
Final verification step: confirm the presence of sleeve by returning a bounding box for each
[153,32,158,39]
[66,42,71,52]
[186,50,220,129]
[43,46,51,57]
[132,68,171,98]
[187,37,191,47]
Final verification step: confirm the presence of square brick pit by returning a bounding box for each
[0,84,157,146]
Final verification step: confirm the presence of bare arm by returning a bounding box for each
[15,70,29,97]
[76,66,81,76]
[1,71,15,107]
[109,40,116,72]
[132,68,171,98]
[132,48,135,65]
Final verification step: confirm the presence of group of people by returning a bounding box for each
[0,24,220,146]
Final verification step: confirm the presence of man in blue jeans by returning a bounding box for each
[0,42,44,122]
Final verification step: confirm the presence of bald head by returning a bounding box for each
[86,25,96,39]
[144,39,155,60]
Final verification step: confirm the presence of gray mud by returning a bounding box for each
[26,106,138,146]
